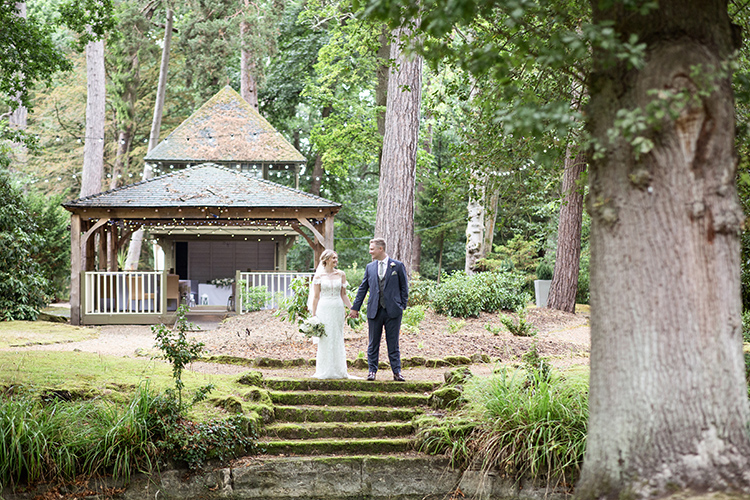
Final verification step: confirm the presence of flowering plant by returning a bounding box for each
[210,277,235,288]
[299,316,326,338]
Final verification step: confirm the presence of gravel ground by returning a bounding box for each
[13,306,590,382]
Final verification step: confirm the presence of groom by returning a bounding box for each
[348,238,409,381]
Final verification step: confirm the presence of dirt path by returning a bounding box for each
[13,307,591,380]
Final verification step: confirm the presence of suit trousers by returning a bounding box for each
[368,305,402,374]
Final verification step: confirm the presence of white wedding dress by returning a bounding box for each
[312,275,354,379]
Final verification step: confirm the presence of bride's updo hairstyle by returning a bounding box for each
[319,249,337,268]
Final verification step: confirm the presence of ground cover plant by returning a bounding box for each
[416,356,588,489]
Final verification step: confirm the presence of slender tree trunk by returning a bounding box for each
[375,24,422,275]
[240,17,259,109]
[547,149,586,312]
[375,25,390,139]
[126,7,172,271]
[8,2,27,163]
[110,128,132,189]
[80,38,105,198]
[577,1,750,498]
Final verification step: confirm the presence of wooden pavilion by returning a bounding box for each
[63,86,339,326]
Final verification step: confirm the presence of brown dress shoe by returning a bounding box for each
[393,372,405,382]
[367,372,377,381]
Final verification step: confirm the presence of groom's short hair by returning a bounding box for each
[370,238,386,251]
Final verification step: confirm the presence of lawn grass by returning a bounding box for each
[0,351,249,420]
[0,321,96,349]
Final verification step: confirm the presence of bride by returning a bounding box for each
[308,249,356,379]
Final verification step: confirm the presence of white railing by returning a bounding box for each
[84,271,163,315]
[237,271,314,313]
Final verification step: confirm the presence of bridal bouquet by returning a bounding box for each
[300,316,326,338]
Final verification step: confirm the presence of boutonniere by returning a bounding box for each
[390,262,396,268]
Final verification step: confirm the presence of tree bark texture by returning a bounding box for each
[80,38,105,198]
[577,1,750,498]
[547,149,586,312]
[240,0,259,110]
[375,24,422,275]
[465,192,484,273]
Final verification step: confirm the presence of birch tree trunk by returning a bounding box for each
[80,38,105,198]
[546,148,586,312]
[375,24,421,275]
[577,1,750,497]
[465,191,485,273]
[125,8,172,271]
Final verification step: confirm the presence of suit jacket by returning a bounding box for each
[351,258,409,319]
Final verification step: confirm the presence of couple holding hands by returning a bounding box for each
[308,238,409,381]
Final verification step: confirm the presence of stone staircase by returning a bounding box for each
[256,378,441,457]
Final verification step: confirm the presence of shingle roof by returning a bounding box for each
[63,164,340,210]
[144,86,306,164]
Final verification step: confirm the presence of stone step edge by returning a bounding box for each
[265,421,414,440]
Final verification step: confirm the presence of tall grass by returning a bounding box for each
[465,367,588,487]
[0,383,159,490]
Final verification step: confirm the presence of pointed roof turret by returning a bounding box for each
[144,86,305,165]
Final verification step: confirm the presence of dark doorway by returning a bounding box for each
[175,242,188,279]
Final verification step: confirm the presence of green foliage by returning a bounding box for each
[152,306,208,411]
[431,271,528,318]
[535,261,553,281]
[240,286,271,312]
[464,364,588,484]
[0,171,49,321]
[402,305,427,334]
[0,2,72,112]
[446,318,466,334]
[407,274,437,307]
[0,382,257,488]
[480,235,540,276]
[500,307,538,337]
[276,276,312,325]
[0,383,157,489]
[743,310,750,344]
[26,192,70,301]
[157,413,255,470]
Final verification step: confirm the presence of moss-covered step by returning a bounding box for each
[262,378,440,393]
[265,421,414,440]
[274,404,421,423]
[268,390,429,408]
[259,437,413,456]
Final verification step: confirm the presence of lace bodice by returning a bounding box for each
[313,275,346,300]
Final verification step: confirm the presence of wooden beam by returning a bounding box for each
[70,214,81,325]
[98,226,107,271]
[323,215,334,249]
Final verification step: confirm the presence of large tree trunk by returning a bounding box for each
[80,38,105,198]
[375,24,422,275]
[546,148,586,312]
[577,1,750,498]
[465,192,484,273]
[126,7,172,271]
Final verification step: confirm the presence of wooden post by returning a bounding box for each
[70,214,81,325]
[98,227,107,271]
[107,225,117,271]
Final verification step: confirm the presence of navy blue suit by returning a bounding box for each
[351,258,409,374]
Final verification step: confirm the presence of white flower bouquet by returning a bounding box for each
[300,316,326,338]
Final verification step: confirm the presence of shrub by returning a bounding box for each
[743,310,750,343]
[276,275,311,325]
[431,272,484,317]
[402,305,427,334]
[0,171,49,320]
[535,261,553,281]
[408,274,437,307]
[240,286,271,312]
[465,364,588,485]
[500,307,538,337]
[431,271,528,318]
